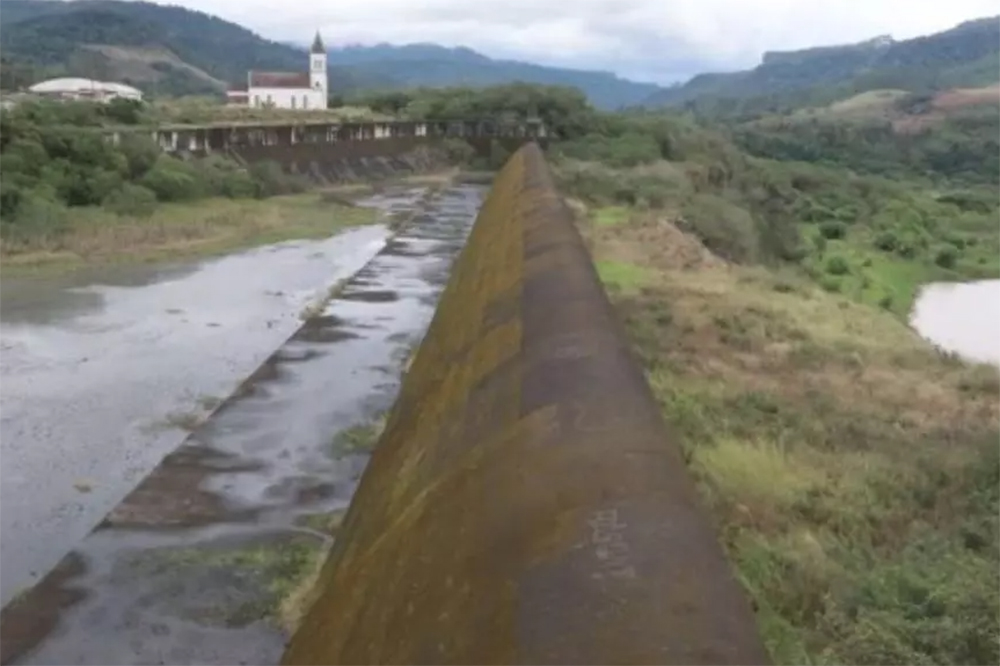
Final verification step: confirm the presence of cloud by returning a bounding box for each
[133,0,998,82]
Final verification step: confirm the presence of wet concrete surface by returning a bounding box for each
[0,226,391,609]
[0,184,483,664]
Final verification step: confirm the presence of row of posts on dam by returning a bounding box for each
[101,119,550,155]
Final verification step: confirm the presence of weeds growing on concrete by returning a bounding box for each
[160,410,205,432]
[331,413,387,457]
[299,278,350,321]
[296,508,347,537]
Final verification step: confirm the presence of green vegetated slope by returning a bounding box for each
[0,0,662,109]
[0,98,376,270]
[645,16,999,113]
[373,83,998,664]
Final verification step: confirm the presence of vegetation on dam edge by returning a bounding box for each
[579,202,999,665]
[0,99,387,272]
[0,193,378,274]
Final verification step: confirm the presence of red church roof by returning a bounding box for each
[248,71,310,89]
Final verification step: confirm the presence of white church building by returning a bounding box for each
[227,32,328,110]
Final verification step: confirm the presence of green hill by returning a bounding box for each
[0,0,663,108]
[0,0,393,97]
[645,17,1000,111]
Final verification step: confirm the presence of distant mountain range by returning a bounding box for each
[321,43,661,110]
[644,17,1000,109]
[0,0,996,114]
[0,0,661,109]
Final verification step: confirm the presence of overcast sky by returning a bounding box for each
[152,0,998,83]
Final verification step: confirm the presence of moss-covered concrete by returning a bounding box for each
[282,143,769,665]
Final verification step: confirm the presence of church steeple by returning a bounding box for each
[311,31,325,54]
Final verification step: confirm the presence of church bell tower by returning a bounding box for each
[310,31,327,106]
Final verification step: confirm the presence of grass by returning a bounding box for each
[136,535,325,633]
[804,238,944,315]
[801,226,999,316]
[158,409,205,432]
[296,508,347,537]
[0,193,378,276]
[595,260,650,293]
[300,278,350,321]
[592,205,631,227]
[582,205,1000,665]
[330,413,387,457]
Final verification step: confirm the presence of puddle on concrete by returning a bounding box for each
[0,184,484,665]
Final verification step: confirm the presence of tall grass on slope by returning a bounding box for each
[582,207,1000,666]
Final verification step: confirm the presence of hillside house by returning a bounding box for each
[227,32,327,110]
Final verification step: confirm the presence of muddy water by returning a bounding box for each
[0,220,395,607]
[0,184,483,665]
[910,280,1000,367]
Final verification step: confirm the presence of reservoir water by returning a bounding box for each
[910,279,1000,367]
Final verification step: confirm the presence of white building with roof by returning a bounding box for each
[27,78,143,103]
[227,32,328,111]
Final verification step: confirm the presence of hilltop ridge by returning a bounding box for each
[645,16,1000,110]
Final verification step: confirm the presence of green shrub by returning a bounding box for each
[825,255,851,275]
[819,275,842,292]
[819,219,848,239]
[813,234,827,254]
[119,134,162,180]
[440,138,475,166]
[197,155,257,198]
[103,183,157,218]
[2,188,70,243]
[247,160,307,198]
[874,230,898,252]
[140,155,204,201]
[680,194,760,263]
[103,98,145,125]
[934,244,960,269]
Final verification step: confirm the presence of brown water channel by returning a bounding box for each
[0,183,484,664]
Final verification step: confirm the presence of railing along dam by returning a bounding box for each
[102,118,548,184]
[105,119,547,158]
[282,143,769,665]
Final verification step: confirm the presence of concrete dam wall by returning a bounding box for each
[281,144,769,664]
[106,119,548,183]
